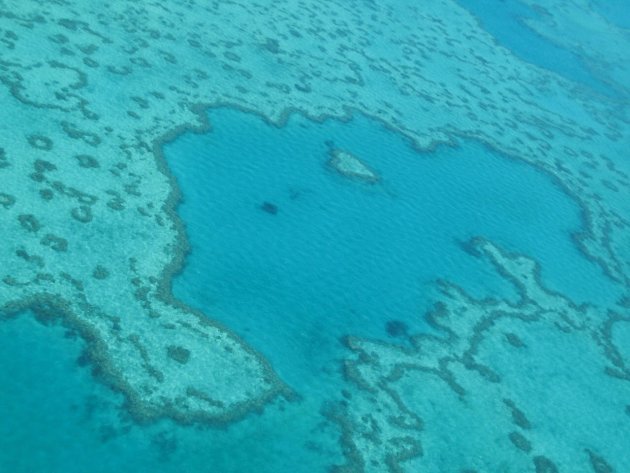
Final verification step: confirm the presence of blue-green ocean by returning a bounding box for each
[1,1,628,472]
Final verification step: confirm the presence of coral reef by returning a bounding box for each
[0,0,627,455]
[330,238,630,471]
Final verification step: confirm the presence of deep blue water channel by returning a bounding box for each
[458,0,618,97]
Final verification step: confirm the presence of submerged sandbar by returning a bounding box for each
[328,146,379,183]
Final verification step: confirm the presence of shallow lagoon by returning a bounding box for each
[167,106,619,397]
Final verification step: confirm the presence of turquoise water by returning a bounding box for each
[2,0,629,472]
[169,108,618,349]
[3,106,620,472]
[168,106,622,464]
[459,0,616,97]
[0,313,340,472]
[592,0,630,28]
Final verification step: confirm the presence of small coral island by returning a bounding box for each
[327,146,379,183]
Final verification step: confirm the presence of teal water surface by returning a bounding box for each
[0,106,621,473]
[2,0,627,471]
[459,0,617,97]
[167,106,619,395]
[592,0,630,28]
[0,312,340,473]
